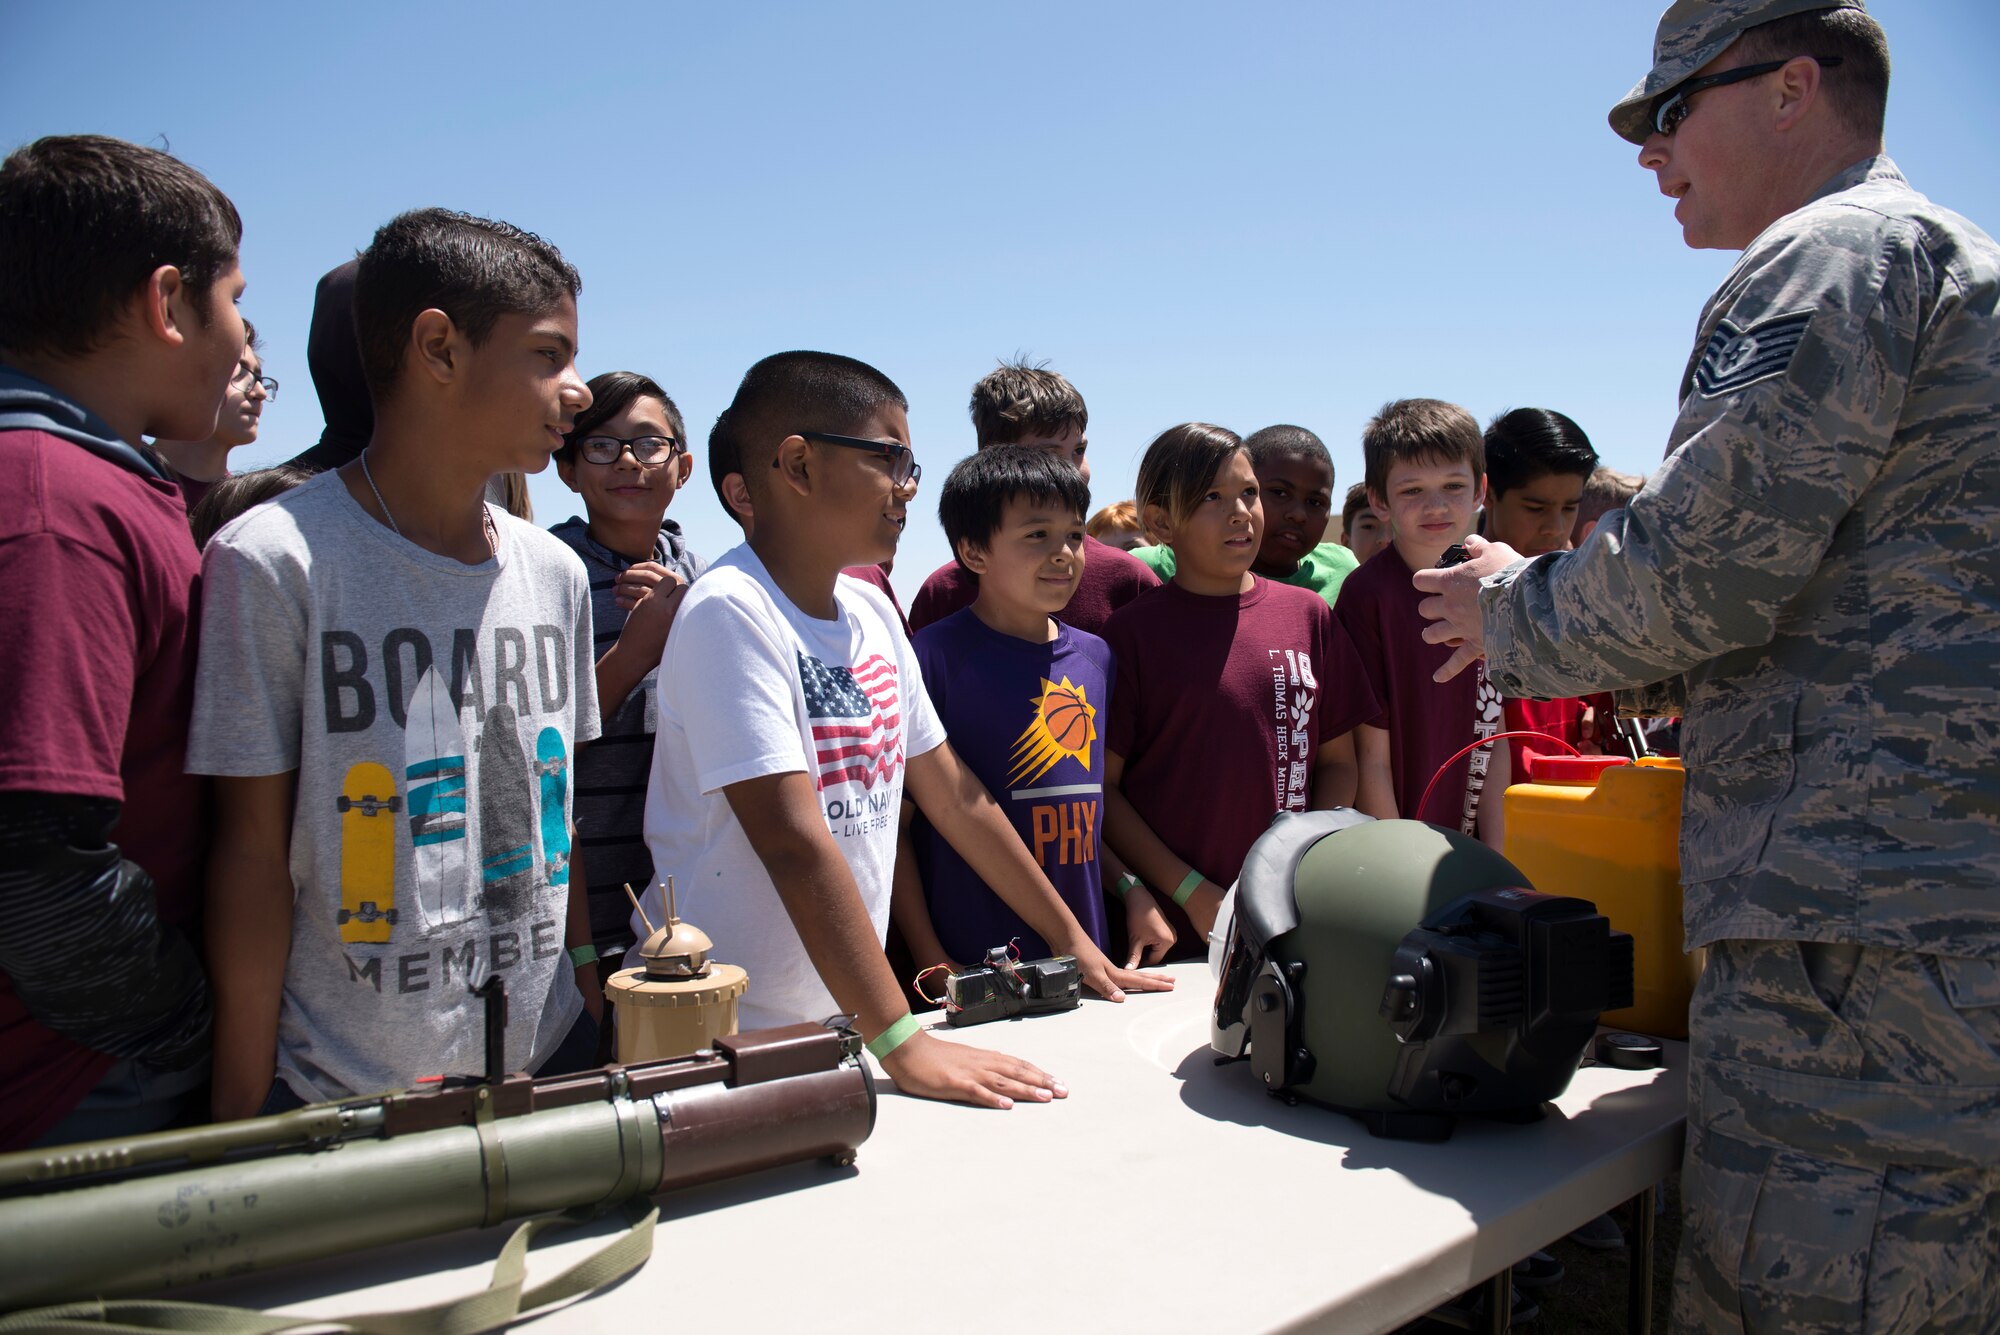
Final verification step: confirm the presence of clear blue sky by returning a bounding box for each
[7,1,1995,599]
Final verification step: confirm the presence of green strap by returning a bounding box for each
[0,1198,658,1335]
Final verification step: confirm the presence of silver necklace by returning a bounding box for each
[360,449,496,556]
[360,449,402,538]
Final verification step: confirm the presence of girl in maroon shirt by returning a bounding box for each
[1102,425,1378,957]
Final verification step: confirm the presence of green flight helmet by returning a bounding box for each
[1212,811,1633,1141]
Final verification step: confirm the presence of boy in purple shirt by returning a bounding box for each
[899,448,1175,973]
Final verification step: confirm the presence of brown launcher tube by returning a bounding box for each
[654,1065,878,1192]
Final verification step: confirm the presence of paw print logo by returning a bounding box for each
[1473,665,1504,724]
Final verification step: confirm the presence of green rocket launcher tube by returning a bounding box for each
[0,1020,875,1309]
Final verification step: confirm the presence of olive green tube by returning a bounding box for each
[0,1099,654,1309]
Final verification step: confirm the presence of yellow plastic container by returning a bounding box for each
[1502,754,1698,1039]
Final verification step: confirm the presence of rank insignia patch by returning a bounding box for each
[1694,310,1813,397]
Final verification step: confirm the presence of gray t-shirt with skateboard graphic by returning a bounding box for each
[189,471,600,1103]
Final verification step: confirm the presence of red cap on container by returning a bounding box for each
[1526,751,1629,783]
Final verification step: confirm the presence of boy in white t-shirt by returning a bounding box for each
[637,351,1168,1109]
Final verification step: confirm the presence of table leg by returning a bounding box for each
[1480,1266,1511,1335]
[1626,1184,1658,1334]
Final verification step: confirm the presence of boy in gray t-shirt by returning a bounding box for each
[191,210,603,1116]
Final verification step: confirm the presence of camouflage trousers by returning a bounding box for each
[1672,939,2000,1334]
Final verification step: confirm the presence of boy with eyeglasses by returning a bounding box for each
[191,208,603,1119]
[153,319,274,514]
[549,370,706,968]
[635,351,1167,1109]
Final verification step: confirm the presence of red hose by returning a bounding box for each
[1413,730,1582,827]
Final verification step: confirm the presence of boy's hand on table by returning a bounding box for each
[1066,935,1175,1001]
[880,1030,1068,1109]
[1123,884,1177,968]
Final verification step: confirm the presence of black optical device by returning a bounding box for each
[1435,543,1471,568]
[944,947,1081,1027]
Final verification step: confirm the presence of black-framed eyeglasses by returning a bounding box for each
[232,365,279,399]
[1650,56,1842,137]
[577,434,682,465]
[794,431,922,488]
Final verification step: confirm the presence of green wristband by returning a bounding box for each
[1172,869,1206,908]
[1114,874,1142,902]
[566,943,599,969]
[866,1012,922,1061]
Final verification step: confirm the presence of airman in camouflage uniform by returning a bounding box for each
[1413,2,2000,1330]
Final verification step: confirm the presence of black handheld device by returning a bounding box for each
[943,947,1082,1027]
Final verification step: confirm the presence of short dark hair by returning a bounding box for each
[559,371,686,464]
[1736,7,1890,140]
[1361,398,1484,499]
[0,135,242,361]
[708,351,908,512]
[1341,481,1374,535]
[969,360,1087,447]
[189,463,313,549]
[353,207,580,400]
[1482,407,1600,498]
[240,318,260,354]
[1135,422,1245,528]
[1243,424,1333,474]
[939,445,1092,573]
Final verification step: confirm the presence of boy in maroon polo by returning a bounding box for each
[1335,399,1508,845]
[0,135,245,1148]
[907,361,1157,634]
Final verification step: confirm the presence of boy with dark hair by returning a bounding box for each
[1132,424,1360,608]
[0,134,243,1148]
[896,447,1174,973]
[1335,398,1507,846]
[1481,407,1599,559]
[640,351,1166,1109]
[549,370,705,966]
[1481,408,1611,782]
[907,359,1157,634]
[1340,481,1388,563]
[191,207,603,1119]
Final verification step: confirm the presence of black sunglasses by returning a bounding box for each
[785,431,922,487]
[1650,56,1842,137]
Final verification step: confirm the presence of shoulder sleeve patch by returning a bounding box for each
[1693,309,1814,397]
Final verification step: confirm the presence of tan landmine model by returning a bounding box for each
[609,877,750,1061]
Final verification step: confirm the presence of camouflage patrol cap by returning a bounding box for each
[1608,0,1867,144]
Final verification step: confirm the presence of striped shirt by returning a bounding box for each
[548,516,706,956]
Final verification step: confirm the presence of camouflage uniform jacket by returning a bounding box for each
[1481,156,2000,960]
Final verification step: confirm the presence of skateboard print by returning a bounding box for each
[536,727,571,888]
[337,761,399,943]
[404,666,470,928]
[477,703,536,925]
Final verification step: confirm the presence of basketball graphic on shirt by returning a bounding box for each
[1007,675,1097,787]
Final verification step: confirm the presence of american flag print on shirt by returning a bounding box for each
[798,650,905,790]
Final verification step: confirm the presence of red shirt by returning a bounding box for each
[1104,578,1378,899]
[1334,546,1503,831]
[908,534,1159,636]
[0,428,207,1147]
[1502,694,1616,779]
